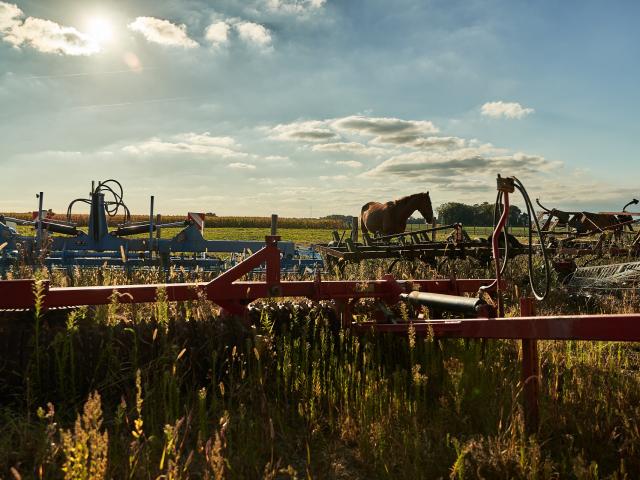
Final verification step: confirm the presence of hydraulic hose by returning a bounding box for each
[65,179,131,223]
[493,190,510,275]
[512,176,551,301]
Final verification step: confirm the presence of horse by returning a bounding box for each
[360,192,433,238]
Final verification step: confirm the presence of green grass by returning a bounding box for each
[14,224,528,246]
[14,225,338,244]
[1,259,640,478]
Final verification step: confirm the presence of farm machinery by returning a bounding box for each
[4,174,640,433]
[0,180,322,276]
[536,198,640,256]
[315,221,528,274]
[312,191,640,283]
[530,198,640,281]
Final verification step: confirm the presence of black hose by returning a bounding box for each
[512,177,550,301]
[492,191,509,275]
[66,179,131,223]
[66,198,91,222]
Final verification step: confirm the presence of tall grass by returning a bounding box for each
[1,259,639,478]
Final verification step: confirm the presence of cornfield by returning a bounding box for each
[1,213,349,230]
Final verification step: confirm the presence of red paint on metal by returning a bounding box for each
[351,314,640,342]
[0,239,497,314]
[520,297,539,433]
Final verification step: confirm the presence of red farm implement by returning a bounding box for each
[2,175,640,432]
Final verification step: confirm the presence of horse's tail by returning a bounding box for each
[360,203,371,242]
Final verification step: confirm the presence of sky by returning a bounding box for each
[1,0,639,217]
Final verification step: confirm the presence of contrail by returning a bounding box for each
[24,67,156,80]
[69,95,195,110]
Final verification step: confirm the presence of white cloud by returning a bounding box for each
[265,0,326,14]
[370,135,466,149]
[174,132,237,147]
[311,142,386,156]
[235,21,272,47]
[332,115,439,137]
[0,2,100,55]
[122,132,246,158]
[366,149,555,179]
[205,21,230,47]
[270,120,338,142]
[336,160,363,168]
[0,2,20,30]
[263,155,289,162]
[228,162,256,170]
[481,101,534,119]
[128,17,198,48]
[319,175,348,181]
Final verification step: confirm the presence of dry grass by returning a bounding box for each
[1,257,640,478]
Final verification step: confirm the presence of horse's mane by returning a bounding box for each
[395,192,429,204]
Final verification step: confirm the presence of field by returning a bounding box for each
[13,225,336,246]
[12,223,529,245]
[1,224,640,478]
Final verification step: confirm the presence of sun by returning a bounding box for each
[85,16,114,44]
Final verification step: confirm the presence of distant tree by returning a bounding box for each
[437,202,528,226]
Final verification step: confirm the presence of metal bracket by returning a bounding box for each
[496,175,515,193]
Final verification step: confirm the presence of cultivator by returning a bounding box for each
[0,180,322,275]
[4,175,640,432]
[536,198,640,261]
[316,221,527,273]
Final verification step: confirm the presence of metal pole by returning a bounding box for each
[271,214,278,236]
[36,192,43,253]
[520,297,539,434]
[149,196,154,261]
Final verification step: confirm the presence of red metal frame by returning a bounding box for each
[350,313,640,341]
[0,236,496,314]
[3,178,640,432]
[3,231,639,343]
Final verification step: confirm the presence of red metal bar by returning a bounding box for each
[520,297,539,433]
[351,314,640,342]
[481,188,510,315]
[0,238,498,311]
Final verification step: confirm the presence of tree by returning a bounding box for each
[437,202,528,226]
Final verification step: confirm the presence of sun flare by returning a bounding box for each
[85,16,114,44]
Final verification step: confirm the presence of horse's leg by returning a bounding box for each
[361,212,372,245]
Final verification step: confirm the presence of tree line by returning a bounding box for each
[435,202,529,226]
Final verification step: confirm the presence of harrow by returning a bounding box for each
[0,179,322,276]
[315,220,528,274]
[3,175,640,432]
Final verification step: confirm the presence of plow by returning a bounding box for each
[3,174,640,432]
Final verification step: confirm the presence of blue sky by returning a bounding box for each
[1,0,638,216]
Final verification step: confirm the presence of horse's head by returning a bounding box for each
[417,192,434,224]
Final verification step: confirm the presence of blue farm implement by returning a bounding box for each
[0,179,322,275]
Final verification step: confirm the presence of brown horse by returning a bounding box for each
[360,192,433,237]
